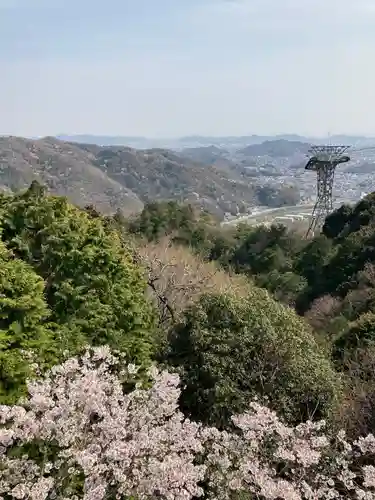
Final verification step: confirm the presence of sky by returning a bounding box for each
[1,0,375,138]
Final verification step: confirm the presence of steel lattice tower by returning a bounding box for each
[305,145,351,238]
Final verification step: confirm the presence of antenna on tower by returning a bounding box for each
[304,144,351,238]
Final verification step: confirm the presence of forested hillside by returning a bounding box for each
[0,136,301,219]
[126,194,375,436]
[2,183,375,499]
[0,136,143,214]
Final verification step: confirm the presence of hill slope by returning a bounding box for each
[75,143,261,216]
[178,145,230,164]
[0,136,142,215]
[239,139,312,158]
[0,136,299,218]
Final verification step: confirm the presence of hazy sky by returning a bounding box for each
[1,0,375,138]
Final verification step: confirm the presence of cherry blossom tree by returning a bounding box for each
[1,346,375,500]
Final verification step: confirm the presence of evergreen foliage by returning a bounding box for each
[0,184,156,402]
[3,183,375,441]
[166,289,341,429]
[128,200,220,256]
[0,239,56,402]
[334,312,375,356]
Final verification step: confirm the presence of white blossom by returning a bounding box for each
[0,346,374,500]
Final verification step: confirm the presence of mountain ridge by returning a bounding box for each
[56,133,375,150]
[0,135,297,219]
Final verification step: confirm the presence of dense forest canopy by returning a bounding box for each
[2,182,375,498]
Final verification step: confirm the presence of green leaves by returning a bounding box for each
[0,184,157,403]
[0,240,56,402]
[167,289,341,429]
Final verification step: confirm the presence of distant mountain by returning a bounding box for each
[177,145,238,171]
[343,162,375,174]
[177,134,311,147]
[56,134,154,149]
[58,134,309,150]
[56,134,375,151]
[0,136,142,215]
[239,139,312,158]
[177,135,375,149]
[74,142,263,217]
[322,135,375,147]
[0,136,294,219]
[178,145,229,163]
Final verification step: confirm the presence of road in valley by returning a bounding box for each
[221,199,351,227]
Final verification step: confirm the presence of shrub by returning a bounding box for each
[166,289,342,429]
[334,312,375,358]
[335,346,375,438]
[256,270,307,306]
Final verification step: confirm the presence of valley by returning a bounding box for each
[1,135,374,225]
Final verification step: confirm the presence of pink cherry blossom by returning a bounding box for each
[0,346,375,500]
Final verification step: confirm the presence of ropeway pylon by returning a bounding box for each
[305,145,350,238]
